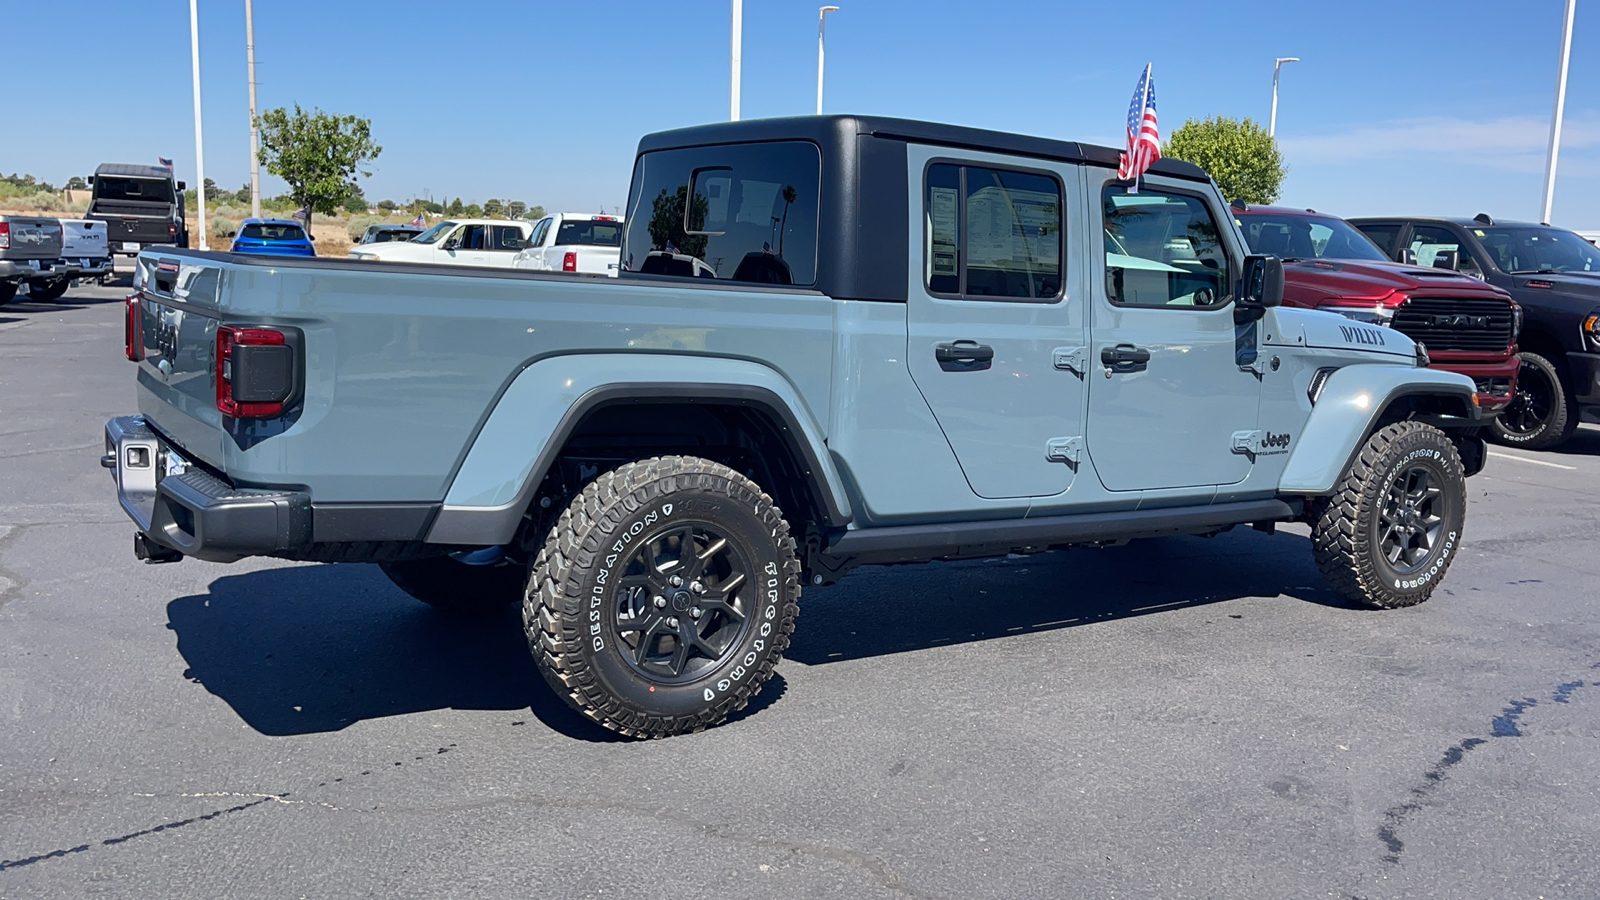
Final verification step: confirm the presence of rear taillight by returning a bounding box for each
[125,292,144,361]
[562,251,577,272]
[0,222,9,249]
[216,326,293,418]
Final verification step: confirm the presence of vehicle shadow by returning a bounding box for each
[165,563,784,741]
[1547,423,1600,457]
[787,529,1350,665]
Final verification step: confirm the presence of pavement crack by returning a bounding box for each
[0,795,276,873]
[1376,666,1599,865]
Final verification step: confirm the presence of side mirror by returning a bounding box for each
[442,238,460,251]
[177,181,187,191]
[1395,247,1417,265]
[308,235,316,242]
[1238,254,1284,311]
[1432,249,1458,270]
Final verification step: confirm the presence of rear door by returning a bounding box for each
[1084,170,1258,492]
[904,146,1087,500]
[485,224,528,267]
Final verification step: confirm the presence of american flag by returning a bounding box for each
[157,157,174,170]
[409,213,426,228]
[290,205,310,222]
[1116,64,1160,192]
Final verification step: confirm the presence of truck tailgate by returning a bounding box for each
[132,255,228,471]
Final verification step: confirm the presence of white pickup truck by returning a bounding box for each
[346,218,533,267]
[512,213,624,276]
[27,219,113,300]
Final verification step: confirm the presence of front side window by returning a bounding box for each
[1409,225,1481,278]
[621,141,820,285]
[1103,186,1229,308]
[925,163,1062,300]
[1237,214,1388,262]
[449,224,487,250]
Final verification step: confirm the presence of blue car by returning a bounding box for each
[229,218,315,257]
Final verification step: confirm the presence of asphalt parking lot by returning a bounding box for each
[2,277,1599,899]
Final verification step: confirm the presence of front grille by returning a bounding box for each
[1391,297,1515,353]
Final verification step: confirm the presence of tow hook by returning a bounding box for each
[133,533,183,564]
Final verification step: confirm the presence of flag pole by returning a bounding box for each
[189,0,207,250]
[1132,64,1151,194]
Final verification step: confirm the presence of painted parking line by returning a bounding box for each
[1487,451,1578,471]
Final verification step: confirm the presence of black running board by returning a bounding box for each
[818,498,1301,572]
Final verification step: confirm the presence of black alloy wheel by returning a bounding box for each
[1376,463,1453,575]
[611,522,754,683]
[1490,351,1576,450]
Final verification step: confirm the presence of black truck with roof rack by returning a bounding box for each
[1351,214,1600,449]
[86,163,189,258]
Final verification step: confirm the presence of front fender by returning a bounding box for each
[1278,365,1478,495]
[426,354,851,545]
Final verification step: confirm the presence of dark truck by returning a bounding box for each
[106,116,1486,738]
[86,164,189,257]
[1352,215,1600,449]
[0,215,65,306]
[1234,205,1520,415]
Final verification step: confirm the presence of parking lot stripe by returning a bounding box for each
[1487,451,1578,471]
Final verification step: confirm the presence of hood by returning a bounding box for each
[1273,306,1419,360]
[1511,271,1600,301]
[1283,258,1505,301]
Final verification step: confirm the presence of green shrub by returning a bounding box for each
[347,215,380,240]
[209,216,237,239]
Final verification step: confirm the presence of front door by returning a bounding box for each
[1085,172,1259,492]
[905,148,1087,500]
[437,224,490,266]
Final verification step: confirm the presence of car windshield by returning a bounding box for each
[375,229,418,243]
[1474,226,1600,274]
[93,176,175,204]
[1237,213,1389,262]
[239,223,306,241]
[555,219,623,247]
[412,220,456,243]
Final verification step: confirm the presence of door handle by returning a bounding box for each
[1101,343,1151,373]
[935,340,994,371]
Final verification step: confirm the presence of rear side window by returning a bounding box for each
[555,219,623,247]
[925,163,1062,300]
[1354,223,1401,257]
[1102,186,1229,308]
[490,225,525,251]
[239,223,306,241]
[621,141,820,285]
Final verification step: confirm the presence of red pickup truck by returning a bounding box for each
[1234,204,1519,413]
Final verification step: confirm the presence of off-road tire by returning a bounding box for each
[1490,351,1578,450]
[378,556,526,615]
[28,279,69,302]
[526,455,801,739]
[1312,421,1466,609]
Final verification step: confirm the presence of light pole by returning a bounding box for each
[730,0,742,121]
[817,5,840,116]
[188,0,207,250]
[1269,56,1298,138]
[1541,0,1577,225]
[246,0,261,219]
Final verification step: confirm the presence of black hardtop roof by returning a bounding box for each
[93,163,177,180]
[637,115,1209,181]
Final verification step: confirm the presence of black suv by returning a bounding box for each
[1351,215,1600,449]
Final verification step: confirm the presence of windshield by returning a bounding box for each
[412,220,456,243]
[239,223,306,241]
[1474,226,1600,274]
[374,229,419,243]
[555,219,623,247]
[1236,213,1389,262]
[93,176,175,205]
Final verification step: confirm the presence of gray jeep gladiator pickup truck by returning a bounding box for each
[106,116,1485,738]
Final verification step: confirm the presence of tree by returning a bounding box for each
[255,104,382,229]
[525,205,546,222]
[448,197,465,216]
[342,181,368,213]
[463,203,483,218]
[65,176,88,191]
[506,200,527,219]
[483,198,504,218]
[202,178,225,202]
[234,183,252,204]
[423,200,444,214]
[1162,116,1285,205]
[378,199,398,212]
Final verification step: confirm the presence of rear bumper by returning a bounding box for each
[1569,351,1600,423]
[50,257,113,278]
[105,416,311,563]
[0,259,58,281]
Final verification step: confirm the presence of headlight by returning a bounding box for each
[1512,301,1524,339]
[1584,312,1600,351]
[1324,303,1394,326]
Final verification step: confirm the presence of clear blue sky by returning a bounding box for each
[7,1,1597,227]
